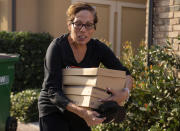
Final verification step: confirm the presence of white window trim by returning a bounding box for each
[71,0,146,55]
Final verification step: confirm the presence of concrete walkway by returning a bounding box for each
[17,122,39,131]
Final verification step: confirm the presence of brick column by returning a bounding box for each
[153,0,180,80]
[153,0,180,55]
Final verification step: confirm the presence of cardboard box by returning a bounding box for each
[63,68,126,91]
[66,94,102,109]
[65,93,124,109]
[63,68,126,108]
[63,85,110,99]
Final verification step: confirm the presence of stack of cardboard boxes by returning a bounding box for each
[63,68,126,109]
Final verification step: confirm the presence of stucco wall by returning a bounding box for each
[15,0,71,37]
[16,0,39,32]
[39,0,71,37]
[0,0,12,31]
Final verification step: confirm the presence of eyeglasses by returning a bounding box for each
[72,22,95,30]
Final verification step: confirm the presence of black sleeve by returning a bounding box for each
[43,39,70,112]
[98,41,131,75]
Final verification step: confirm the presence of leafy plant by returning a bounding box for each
[0,31,53,92]
[10,89,40,123]
[93,38,180,130]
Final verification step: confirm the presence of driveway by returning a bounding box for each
[17,122,39,131]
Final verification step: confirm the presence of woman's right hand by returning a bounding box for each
[67,102,105,126]
[81,109,106,126]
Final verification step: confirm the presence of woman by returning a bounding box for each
[38,2,133,131]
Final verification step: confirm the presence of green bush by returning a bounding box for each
[10,89,40,123]
[93,39,180,130]
[0,31,53,92]
[122,40,180,130]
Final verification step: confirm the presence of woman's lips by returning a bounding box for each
[78,35,87,41]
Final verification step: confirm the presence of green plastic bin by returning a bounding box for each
[0,53,19,131]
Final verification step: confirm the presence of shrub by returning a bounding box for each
[93,39,180,130]
[10,89,40,123]
[123,40,180,130]
[0,31,53,92]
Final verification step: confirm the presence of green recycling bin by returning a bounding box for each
[0,53,19,131]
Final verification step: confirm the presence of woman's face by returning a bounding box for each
[68,10,95,45]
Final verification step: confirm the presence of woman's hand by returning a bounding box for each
[66,103,105,127]
[102,88,129,106]
[81,109,106,126]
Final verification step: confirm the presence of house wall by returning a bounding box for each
[0,0,146,56]
[153,0,180,56]
[16,0,40,32]
[38,0,71,37]
[0,0,12,31]
[16,0,71,36]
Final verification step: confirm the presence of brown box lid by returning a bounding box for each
[63,68,126,78]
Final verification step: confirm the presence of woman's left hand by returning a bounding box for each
[101,88,129,106]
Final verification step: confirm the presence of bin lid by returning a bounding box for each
[0,53,19,63]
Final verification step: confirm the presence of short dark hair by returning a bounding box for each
[66,2,98,28]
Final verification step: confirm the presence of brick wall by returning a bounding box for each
[153,0,180,56]
[146,0,180,80]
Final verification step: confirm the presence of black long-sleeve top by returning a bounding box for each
[38,34,130,118]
